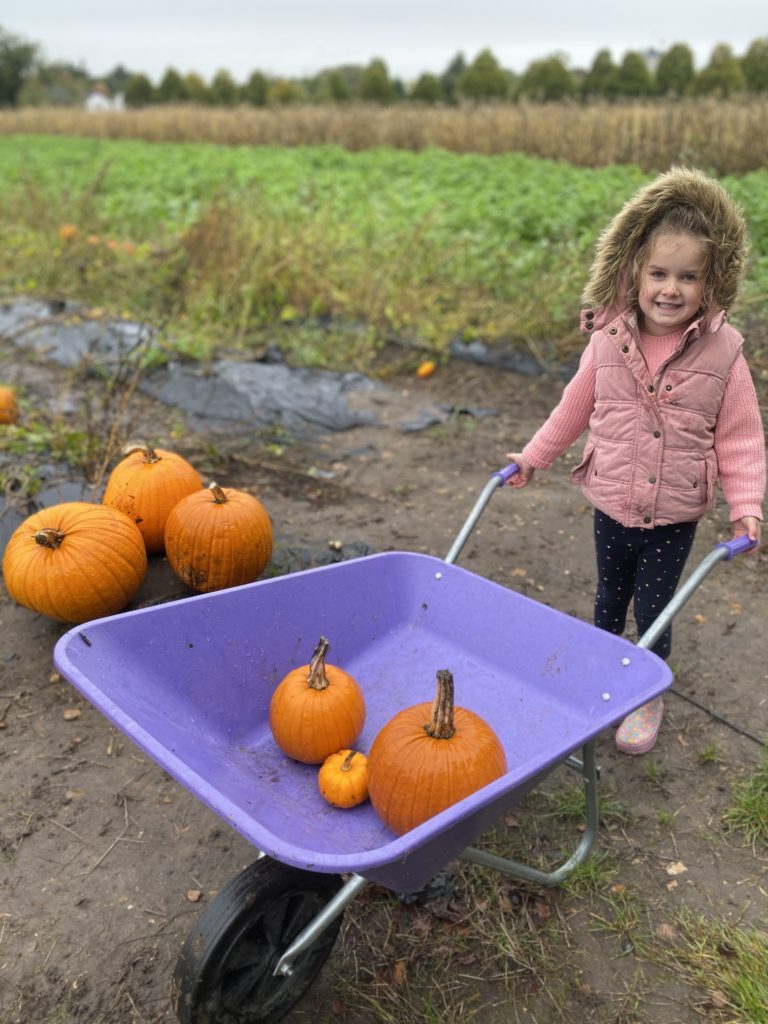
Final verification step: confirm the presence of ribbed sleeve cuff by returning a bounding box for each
[729,504,764,523]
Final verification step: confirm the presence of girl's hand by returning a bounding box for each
[504,452,535,488]
[731,516,761,552]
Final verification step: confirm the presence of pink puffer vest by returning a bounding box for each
[570,310,742,528]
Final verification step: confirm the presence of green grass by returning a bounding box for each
[3,136,768,370]
[723,746,768,846]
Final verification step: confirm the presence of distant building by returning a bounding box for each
[643,48,663,73]
[85,82,124,111]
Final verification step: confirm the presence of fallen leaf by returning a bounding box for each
[511,568,527,577]
[710,990,730,1009]
[392,959,407,986]
[656,922,679,943]
[666,861,687,876]
[504,814,521,828]
[186,889,203,902]
[49,671,61,683]
[63,708,81,721]
[693,613,707,624]
[666,880,679,891]
[676,733,689,748]
[610,883,626,895]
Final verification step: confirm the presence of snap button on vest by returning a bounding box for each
[647,385,655,392]
[665,384,673,391]
[621,345,629,353]
[648,476,656,483]
[608,327,617,335]
[653,431,661,438]
[643,516,652,524]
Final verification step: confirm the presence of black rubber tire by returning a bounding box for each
[173,856,344,1024]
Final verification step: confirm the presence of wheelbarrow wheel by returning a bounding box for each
[173,856,344,1024]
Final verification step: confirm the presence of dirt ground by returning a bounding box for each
[1,327,767,1024]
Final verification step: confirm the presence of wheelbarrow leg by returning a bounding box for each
[459,741,599,886]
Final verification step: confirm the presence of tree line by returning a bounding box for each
[2,24,768,108]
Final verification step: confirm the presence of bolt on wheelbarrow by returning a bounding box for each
[52,463,757,1024]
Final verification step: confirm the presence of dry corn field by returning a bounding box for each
[3,98,768,173]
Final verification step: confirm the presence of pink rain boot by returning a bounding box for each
[615,696,664,755]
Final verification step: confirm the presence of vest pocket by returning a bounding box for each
[570,442,595,485]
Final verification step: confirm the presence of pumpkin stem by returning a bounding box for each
[341,751,356,772]
[121,442,159,462]
[34,527,65,549]
[208,482,229,505]
[307,636,331,691]
[424,669,456,740]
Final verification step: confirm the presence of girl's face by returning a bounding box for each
[638,233,707,336]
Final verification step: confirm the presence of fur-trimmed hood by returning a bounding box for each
[582,167,749,327]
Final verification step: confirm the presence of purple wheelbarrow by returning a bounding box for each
[53,464,755,1024]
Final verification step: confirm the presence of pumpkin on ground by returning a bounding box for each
[318,749,369,808]
[1,501,147,624]
[269,637,366,765]
[164,482,272,593]
[367,669,507,835]
[102,443,202,554]
[0,385,19,424]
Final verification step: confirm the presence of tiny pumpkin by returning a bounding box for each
[367,669,507,835]
[1,501,147,624]
[269,637,366,765]
[0,385,19,424]
[102,443,202,554]
[164,482,272,593]
[318,749,369,808]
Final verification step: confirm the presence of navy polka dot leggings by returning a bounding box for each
[593,509,698,659]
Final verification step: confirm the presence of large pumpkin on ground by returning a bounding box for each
[0,385,19,424]
[2,501,148,624]
[164,482,272,593]
[367,669,507,835]
[102,443,202,554]
[269,637,366,764]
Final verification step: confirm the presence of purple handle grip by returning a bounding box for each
[493,463,520,485]
[715,535,758,560]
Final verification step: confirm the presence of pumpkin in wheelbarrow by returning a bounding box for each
[367,668,507,835]
[269,637,366,764]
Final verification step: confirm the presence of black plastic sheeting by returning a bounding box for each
[1,299,496,436]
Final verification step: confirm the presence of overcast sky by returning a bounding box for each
[5,2,766,84]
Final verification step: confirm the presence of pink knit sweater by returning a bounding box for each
[523,328,766,523]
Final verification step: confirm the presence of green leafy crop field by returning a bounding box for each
[1,135,767,366]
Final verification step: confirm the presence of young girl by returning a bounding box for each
[506,167,765,755]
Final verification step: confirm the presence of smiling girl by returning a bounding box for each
[506,167,765,755]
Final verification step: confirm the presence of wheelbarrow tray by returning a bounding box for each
[53,551,671,891]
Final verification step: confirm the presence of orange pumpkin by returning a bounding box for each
[2,502,147,624]
[164,482,272,593]
[367,669,507,835]
[103,443,202,554]
[318,749,369,808]
[0,385,19,424]
[269,637,366,765]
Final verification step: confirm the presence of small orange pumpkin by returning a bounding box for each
[0,385,19,424]
[269,637,366,765]
[103,443,202,554]
[318,749,369,808]
[1,502,147,623]
[164,482,272,593]
[367,669,507,835]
